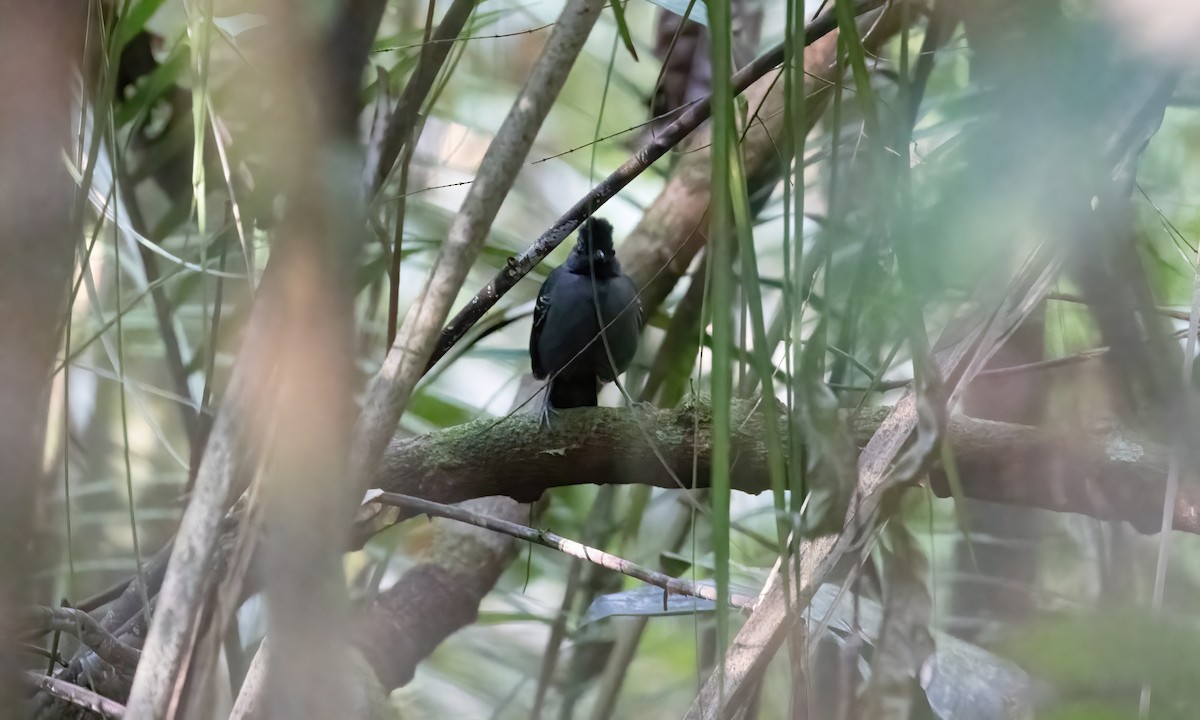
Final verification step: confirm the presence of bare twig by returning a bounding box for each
[140,252,198,434]
[370,0,476,194]
[353,496,532,691]
[936,327,1188,382]
[368,491,757,608]
[24,672,126,719]
[975,346,1111,378]
[1047,290,1193,322]
[24,607,141,672]
[113,163,198,439]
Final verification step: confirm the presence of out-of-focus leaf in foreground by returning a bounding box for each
[1004,609,1200,720]
[585,580,1034,718]
[810,583,1033,720]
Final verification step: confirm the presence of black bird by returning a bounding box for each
[530,217,641,424]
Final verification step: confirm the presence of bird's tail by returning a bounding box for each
[548,377,599,408]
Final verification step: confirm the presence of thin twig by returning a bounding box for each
[24,672,126,719]
[975,328,1188,380]
[974,347,1110,379]
[1047,291,1191,322]
[24,606,141,672]
[371,0,476,195]
[366,491,757,608]
[371,22,555,53]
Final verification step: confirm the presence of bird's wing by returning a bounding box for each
[530,267,558,379]
[622,275,644,330]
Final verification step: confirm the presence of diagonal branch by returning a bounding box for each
[425,0,886,370]
[24,672,126,720]
[353,496,536,692]
[367,491,759,607]
[370,0,476,194]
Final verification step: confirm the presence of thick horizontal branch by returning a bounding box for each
[371,399,1195,535]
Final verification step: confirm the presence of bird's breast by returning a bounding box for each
[536,276,639,380]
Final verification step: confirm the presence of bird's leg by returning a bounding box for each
[538,389,559,431]
[610,379,653,412]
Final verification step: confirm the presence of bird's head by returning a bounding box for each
[566,217,621,278]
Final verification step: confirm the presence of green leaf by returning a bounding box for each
[113,0,168,51]
[707,0,737,669]
[609,0,639,61]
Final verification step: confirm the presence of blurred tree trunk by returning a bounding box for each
[954,312,1047,640]
[0,1,85,710]
[947,0,1061,644]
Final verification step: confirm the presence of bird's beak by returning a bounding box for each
[592,249,608,264]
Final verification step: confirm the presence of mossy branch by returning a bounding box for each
[371,398,1193,536]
